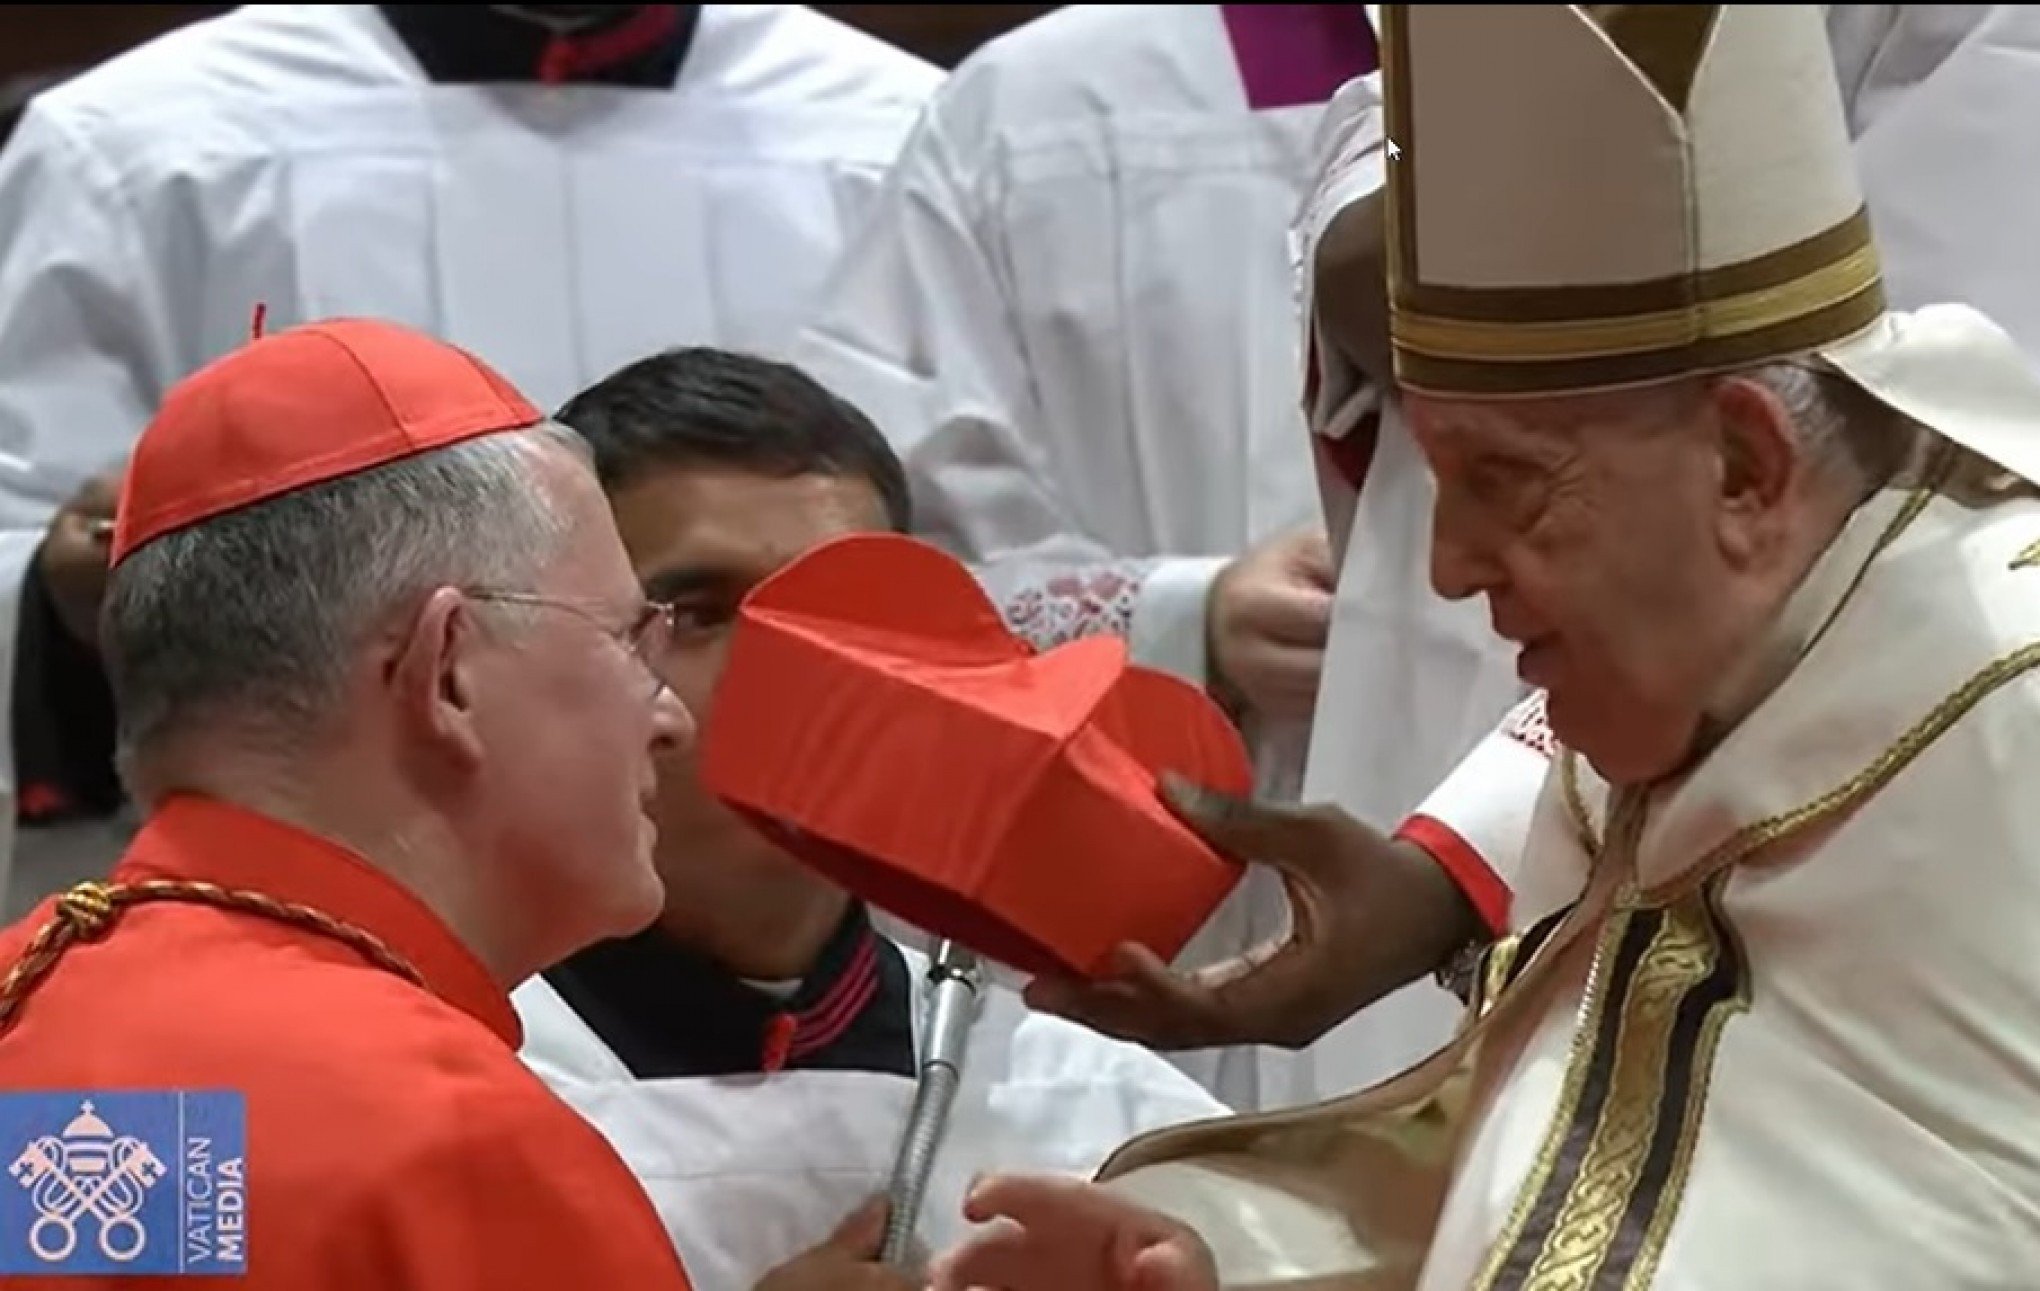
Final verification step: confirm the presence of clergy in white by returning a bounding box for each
[927,7,2040,1290]
[513,345,1226,1291]
[0,4,939,918]
[789,3,1386,1114]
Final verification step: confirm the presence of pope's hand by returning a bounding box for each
[38,462,126,655]
[931,1174,1216,1291]
[1025,775,1485,1050]
[754,1196,917,1291]
[1206,525,1334,723]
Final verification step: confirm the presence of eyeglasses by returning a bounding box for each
[464,589,679,702]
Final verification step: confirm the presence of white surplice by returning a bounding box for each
[1832,4,2040,359]
[0,3,939,911]
[514,942,1226,1291]
[789,3,1385,1113]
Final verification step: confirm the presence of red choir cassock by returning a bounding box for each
[0,317,692,1288]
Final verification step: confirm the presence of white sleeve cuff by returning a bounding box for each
[1126,557,1228,689]
[1397,694,1556,930]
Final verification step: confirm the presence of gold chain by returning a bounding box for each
[0,880,425,1041]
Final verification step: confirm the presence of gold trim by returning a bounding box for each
[1794,451,1951,668]
[1393,242,1881,364]
[1397,208,1879,325]
[1472,479,2031,1286]
[1628,879,1748,1289]
[1472,934,1522,1023]
[1471,630,2040,1286]
[1472,904,1569,1024]
[1649,635,2040,906]
[1503,875,1749,1290]
[2012,536,2040,571]
[1392,287,1887,398]
[1470,908,1627,1290]
[1468,793,1649,1289]
[1382,5,1416,308]
[1560,752,1602,860]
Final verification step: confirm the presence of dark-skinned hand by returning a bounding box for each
[38,463,126,655]
[1024,774,1485,1051]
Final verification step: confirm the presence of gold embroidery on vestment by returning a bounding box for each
[1468,793,1648,1290]
[1475,624,2040,1288]
[1484,875,1749,1291]
[1560,753,1600,859]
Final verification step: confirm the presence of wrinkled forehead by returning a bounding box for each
[1404,378,1701,455]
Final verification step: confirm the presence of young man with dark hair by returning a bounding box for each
[513,347,1224,1291]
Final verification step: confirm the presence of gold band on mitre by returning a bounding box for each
[1381,4,1889,398]
[1391,212,1887,395]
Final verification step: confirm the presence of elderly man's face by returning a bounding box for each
[1408,379,1794,783]
[462,438,694,963]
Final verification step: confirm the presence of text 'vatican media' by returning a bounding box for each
[0,1089,248,1277]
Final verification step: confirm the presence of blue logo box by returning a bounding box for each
[0,1090,246,1277]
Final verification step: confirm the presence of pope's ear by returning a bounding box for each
[1312,188,1394,388]
[386,586,490,767]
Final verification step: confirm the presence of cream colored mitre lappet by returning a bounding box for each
[1087,7,2040,1291]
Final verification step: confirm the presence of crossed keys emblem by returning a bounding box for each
[9,1101,166,1263]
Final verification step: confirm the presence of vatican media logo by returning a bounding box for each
[0,1091,246,1277]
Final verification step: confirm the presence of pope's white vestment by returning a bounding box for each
[1090,4,2040,1286]
[1418,468,2040,1289]
[1102,440,2040,1291]
[1301,1,2040,923]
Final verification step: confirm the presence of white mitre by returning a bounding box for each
[1379,3,2040,480]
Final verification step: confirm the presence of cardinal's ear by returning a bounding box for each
[386,586,492,770]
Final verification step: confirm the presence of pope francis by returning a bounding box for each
[934,5,2040,1290]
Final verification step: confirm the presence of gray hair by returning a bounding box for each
[1745,361,1923,493]
[104,424,589,775]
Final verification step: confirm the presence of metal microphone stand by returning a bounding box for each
[880,938,984,1268]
